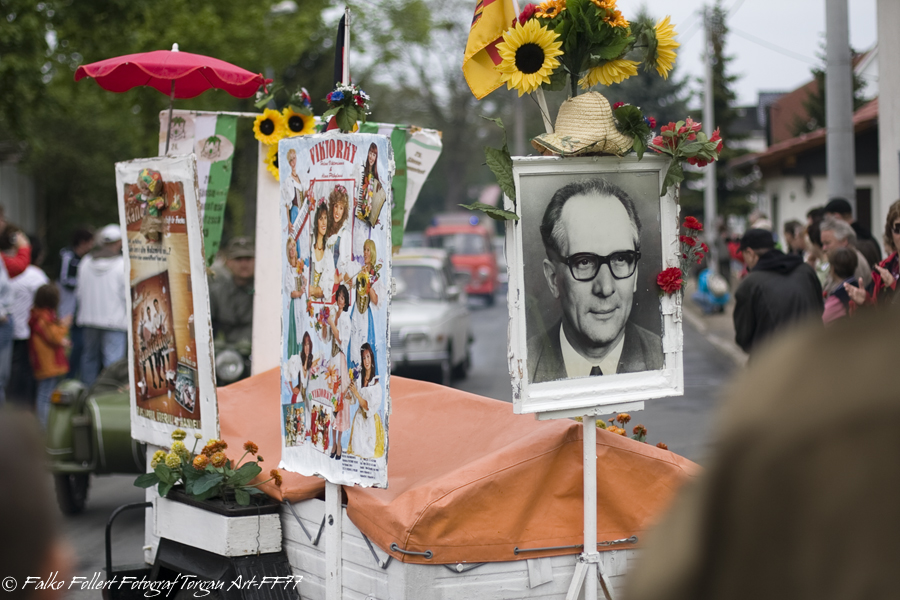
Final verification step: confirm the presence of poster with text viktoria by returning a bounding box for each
[278,133,393,488]
[116,154,218,447]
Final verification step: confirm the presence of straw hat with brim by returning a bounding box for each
[532,91,634,157]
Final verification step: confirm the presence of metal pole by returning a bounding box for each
[703,8,718,270]
[165,80,175,155]
[825,0,856,210]
[583,416,598,600]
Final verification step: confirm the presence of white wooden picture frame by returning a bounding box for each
[506,155,683,416]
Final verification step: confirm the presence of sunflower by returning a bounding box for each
[578,58,639,88]
[535,0,565,19]
[496,19,564,97]
[653,16,679,79]
[282,107,315,137]
[603,8,628,28]
[265,144,280,180]
[252,108,285,145]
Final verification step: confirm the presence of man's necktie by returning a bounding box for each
[590,366,602,376]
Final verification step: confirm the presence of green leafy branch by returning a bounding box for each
[461,117,519,222]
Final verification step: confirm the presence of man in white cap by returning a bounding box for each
[76,224,128,386]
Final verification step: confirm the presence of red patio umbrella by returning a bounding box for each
[75,43,269,152]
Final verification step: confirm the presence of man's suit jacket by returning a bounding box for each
[527,320,664,384]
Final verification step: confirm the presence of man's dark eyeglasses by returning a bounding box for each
[892,223,900,235]
[558,250,641,281]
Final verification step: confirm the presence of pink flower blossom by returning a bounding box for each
[648,117,657,128]
[613,101,625,109]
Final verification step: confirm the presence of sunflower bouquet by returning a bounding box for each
[252,85,318,179]
[496,0,679,98]
[134,429,283,506]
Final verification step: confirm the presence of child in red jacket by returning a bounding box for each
[29,284,70,428]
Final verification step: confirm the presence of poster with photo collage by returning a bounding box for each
[278,134,393,487]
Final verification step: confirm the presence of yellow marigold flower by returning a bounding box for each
[211,451,227,468]
[171,441,190,461]
[654,16,679,79]
[496,18,564,97]
[193,454,209,469]
[616,413,631,425]
[151,449,166,468]
[243,441,259,455]
[171,428,186,441]
[535,0,565,19]
[270,469,283,487]
[252,108,285,146]
[165,452,181,468]
[578,59,639,89]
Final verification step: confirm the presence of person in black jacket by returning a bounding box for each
[733,229,824,354]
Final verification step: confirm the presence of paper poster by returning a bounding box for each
[116,155,218,446]
[278,133,393,488]
[159,110,238,264]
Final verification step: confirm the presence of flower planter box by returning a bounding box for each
[154,489,282,557]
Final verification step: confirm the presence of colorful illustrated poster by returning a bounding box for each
[278,134,393,488]
[116,155,218,447]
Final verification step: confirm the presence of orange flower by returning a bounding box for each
[192,455,209,469]
[656,442,669,450]
[243,441,259,455]
[210,451,227,468]
[633,425,647,437]
[616,413,631,425]
[270,469,283,487]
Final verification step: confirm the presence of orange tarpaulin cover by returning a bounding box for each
[218,369,699,564]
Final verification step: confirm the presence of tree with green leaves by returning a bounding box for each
[1,0,330,272]
[791,43,869,137]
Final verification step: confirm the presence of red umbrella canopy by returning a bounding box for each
[74,44,268,99]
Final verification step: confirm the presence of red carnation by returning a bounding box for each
[355,95,365,106]
[657,268,683,294]
[684,117,702,133]
[683,216,703,231]
[648,117,657,128]
[661,122,676,134]
[518,3,537,24]
[612,101,625,109]
[650,135,664,148]
[701,242,709,253]
[679,235,697,247]
[709,127,721,143]
[326,92,333,102]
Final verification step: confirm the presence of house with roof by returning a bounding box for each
[731,46,882,239]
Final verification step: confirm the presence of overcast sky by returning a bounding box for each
[637,0,878,106]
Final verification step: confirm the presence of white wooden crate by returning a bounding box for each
[281,498,637,600]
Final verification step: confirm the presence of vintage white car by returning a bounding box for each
[390,248,472,385]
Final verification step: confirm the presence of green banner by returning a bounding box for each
[202,115,237,264]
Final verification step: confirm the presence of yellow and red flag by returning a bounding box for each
[462,0,518,100]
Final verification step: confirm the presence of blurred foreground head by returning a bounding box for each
[625,304,900,600]
[0,409,70,598]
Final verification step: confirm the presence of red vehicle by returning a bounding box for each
[425,215,499,305]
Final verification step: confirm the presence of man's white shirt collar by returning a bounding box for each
[560,325,625,378]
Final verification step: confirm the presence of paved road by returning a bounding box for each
[57,292,737,597]
[453,293,737,465]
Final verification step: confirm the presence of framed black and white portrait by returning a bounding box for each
[506,155,683,416]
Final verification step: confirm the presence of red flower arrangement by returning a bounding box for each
[657,268,683,294]
[658,216,707,295]
[649,118,723,195]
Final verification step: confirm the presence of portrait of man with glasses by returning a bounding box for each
[526,177,664,384]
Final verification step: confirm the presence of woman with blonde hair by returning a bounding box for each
[350,238,383,368]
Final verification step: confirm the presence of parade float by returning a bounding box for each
[66,3,720,599]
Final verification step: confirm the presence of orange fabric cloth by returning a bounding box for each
[28,308,69,380]
[217,369,699,564]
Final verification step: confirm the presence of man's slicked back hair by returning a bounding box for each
[540,178,641,258]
